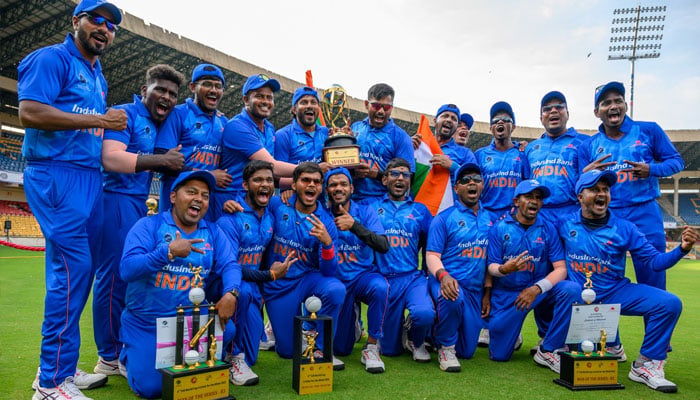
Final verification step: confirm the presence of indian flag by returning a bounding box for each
[412,115,453,215]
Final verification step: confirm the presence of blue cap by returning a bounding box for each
[292,86,319,106]
[455,163,481,181]
[460,113,474,129]
[171,171,217,193]
[541,91,567,108]
[242,73,280,95]
[594,81,625,107]
[436,104,460,119]
[490,101,515,125]
[324,167,353,184]
[191,63,225,86]
[73,0,122,24]
[514,179,550,198]
[575,170,617,194]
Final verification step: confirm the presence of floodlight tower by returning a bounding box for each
[608,5,666,118]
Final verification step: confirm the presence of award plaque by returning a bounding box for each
[321,85,360,168]
[554,271,624,391]
[292,297,333,395]
[159,265,233,400]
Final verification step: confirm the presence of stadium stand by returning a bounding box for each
[678,194,700,226]
[0,201,42,238]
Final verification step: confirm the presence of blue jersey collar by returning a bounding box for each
[238,107,274,132]
[131,94,154,120]
[64,33,102,72]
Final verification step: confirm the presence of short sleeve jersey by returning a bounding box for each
[332,201,385,282]
[474,141,526,212]
[216,196,274,272]
[274,119,329,164]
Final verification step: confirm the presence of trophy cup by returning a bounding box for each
[146,198,159,216]
[321,84,361,168]
[554,270,623,391]
[159,264,233,400]
[292,296,334,395]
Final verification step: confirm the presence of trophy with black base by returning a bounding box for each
[554,271,624,391]
[159,265,233,400]
[292,296,334,395]
[321,84,361,168]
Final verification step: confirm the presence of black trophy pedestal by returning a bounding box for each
[292,315,333,395]
[160,361,234,400]
[554,352,624,391]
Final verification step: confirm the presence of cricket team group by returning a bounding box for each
[18,1,698,399]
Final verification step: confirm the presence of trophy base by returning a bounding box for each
[293,315,333,395]
[554,352,624,391]
[323,145,361,168]
[160,361,234,400]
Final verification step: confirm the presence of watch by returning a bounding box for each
[228,289,240,299]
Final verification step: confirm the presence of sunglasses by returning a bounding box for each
[491,116,513,125]
[458,174,483,184]
[387,170,412,179]
[77,13,118,32]
[197,80,224,90]
[541,103,566,113]
[368,102,393,112]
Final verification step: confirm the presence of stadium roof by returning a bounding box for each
[1,0,697,175]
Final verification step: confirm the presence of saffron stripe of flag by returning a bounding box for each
[412,115,453,215]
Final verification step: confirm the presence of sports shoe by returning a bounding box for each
[533,346,560,374]
[93,356,126,377]
[438,345,461,372]
[229,353,259,386]
[530,338,544,355]
[33,376,92,400]
[33,367,107,391]
[360,344,385,373]
[478,329,490,347]
[607,344,627,362]
[310,349,345,371]
[514,334,523,351]
[405,340,431,362]
[259,321,276,351]
[629,359,677,393]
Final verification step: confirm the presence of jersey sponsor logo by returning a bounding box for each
[377,208,384,215]
[164,233,173,242]
[503,233,510,241]
[569,230,577,237]
[458,220,465,227]
[632,140,647,147]
[596,147,605,154]
[533,236,544,244]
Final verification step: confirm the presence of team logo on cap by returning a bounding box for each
[531,180,540,185]
[259,74,270,81]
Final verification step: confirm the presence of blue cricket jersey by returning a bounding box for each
[274,119,328,164]
[370,195,432,276]
[441,139,477,176]
[577,116,683,208]
[426,202,491,291]
[474,141,526,213]
[18,33,108,169]
[351,118,416,200]
[216,196,274,272]
[331,201,385,283]
[524,127,589,207]
[487,212,564,291]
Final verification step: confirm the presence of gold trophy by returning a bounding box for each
[146,198,159,216]
[321,84,360,168]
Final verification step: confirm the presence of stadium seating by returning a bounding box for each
[678,194,700,226]
[0,133,27,172]
[0,201,43,238]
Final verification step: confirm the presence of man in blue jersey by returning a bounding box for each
[325,168,390,373]
[216,160,295,385]
[578,82,684,291]
[154,63,231,213]
[18,1,126,398]
[214,74,297,220]
[453,113,474,147]
[368,158,434,361]
[92,64,186,377]
[425,163,492,372]
[119,170,240,398]
[262,162,346,369]
[351,84,415,202]
[486,179,579,371]
[559,170,697,392]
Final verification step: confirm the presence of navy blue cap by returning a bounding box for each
[436,104,460,119]
[242,73,280,95]
[490,101,515,125]
[191,63,225,86]
[541,91,567,108]
[575,170,617,194]
[324,167,352,184]
[460,113,474,129]
[514,179,550,198]
[292,86,319,106]
[455,163,481,181]
[74,0,122,24]
[594,81,625,107]
[171,171,217,193]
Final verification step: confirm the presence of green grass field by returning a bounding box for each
[2,245,699,399]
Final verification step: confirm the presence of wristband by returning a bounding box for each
[437,269,449,282]
[321,245,335,260]
[534,279,553,293]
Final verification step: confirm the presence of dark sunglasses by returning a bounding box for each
[490,116,513,125]
[368,102,393,112]
[458,174,483,184]
[77,12,118,32]
[387,170,412,179]
[542,103,566,113]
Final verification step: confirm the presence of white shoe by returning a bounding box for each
[259,321,276,351]
[438,345,461,372]
[478,329,490,347]
[629,359,677,393]
[607,344,627,362]
[514,334,523,351]
[229,353,259,386]
[406,340,431,362]
[33,367,107,391]
[33,376,93,400]
[533,346,560,374]
[530,338,544,355]
[360,344,385,373]
[93,356,126,377]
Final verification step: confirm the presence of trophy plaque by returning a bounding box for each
[159,265,233,400]
[554,271,624,391]
[292,296,334,395]
[321,85,361,168]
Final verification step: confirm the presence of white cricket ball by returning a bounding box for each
[184,349,199,365]
[189,287,205,305]
[580,340,595,353]
[581,288,596,304]
[305,296,322,313]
